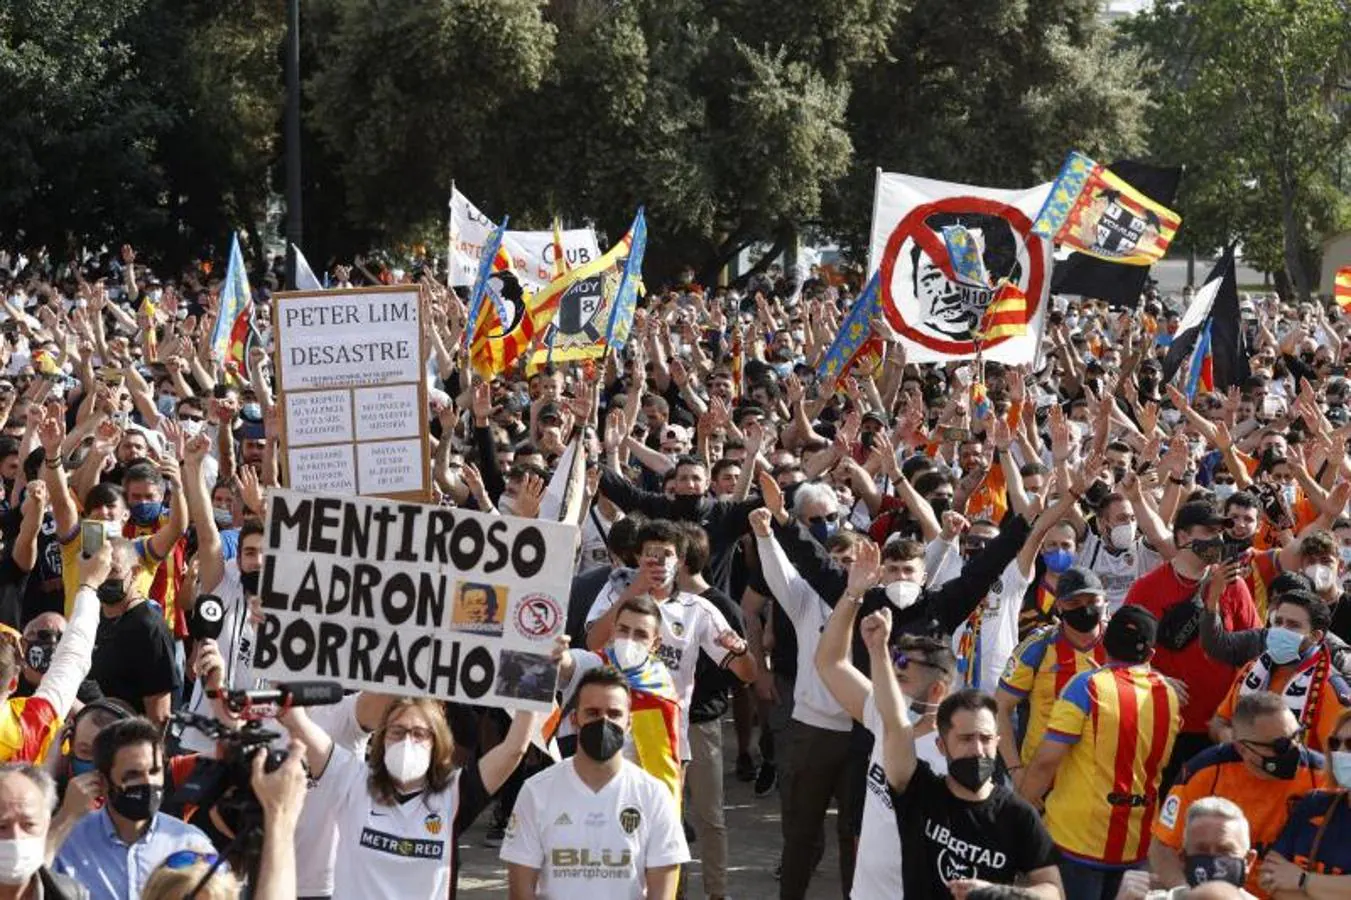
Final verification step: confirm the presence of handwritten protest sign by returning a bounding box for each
[254,489,577,712]
[272,286,431,501]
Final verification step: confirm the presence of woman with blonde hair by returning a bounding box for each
[283,692,543,900]
[139,853,241,900]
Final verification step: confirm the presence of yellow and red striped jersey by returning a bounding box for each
[998,624,1106,764]
[0,697,60,763]
[1043,664,1180,866]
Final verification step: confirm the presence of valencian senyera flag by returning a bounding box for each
[942,225,992,288]
[464,218,509,351]
[467,238,553,379]
[818,271,883,382]
[1032,151,1181,266]
[210,233,252,362]
[976,281,1030,342]
[532,211,644,364]
[1336,266,1351,314]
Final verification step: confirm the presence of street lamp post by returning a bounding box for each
[285,0,303,290]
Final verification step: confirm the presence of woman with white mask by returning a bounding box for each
[283,695,543,900]
[1260,707,1351,895]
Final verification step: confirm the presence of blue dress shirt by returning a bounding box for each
[53,808,215,900]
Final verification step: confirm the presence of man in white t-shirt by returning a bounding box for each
[812,537,956,900]
[585,520,755,757]
[181,435,261,756]
[501,666,690,899]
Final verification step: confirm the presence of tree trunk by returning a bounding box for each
[1278,174,1310,301]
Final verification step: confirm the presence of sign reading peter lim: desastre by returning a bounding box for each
[273,285,431,501]
[255,489,576,712]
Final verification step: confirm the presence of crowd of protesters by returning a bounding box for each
[0,241,1347,900]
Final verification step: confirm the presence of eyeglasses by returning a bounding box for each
[387,726,434,743]
[165,850,219,870]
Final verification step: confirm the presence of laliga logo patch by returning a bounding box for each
[878,198,1046,354]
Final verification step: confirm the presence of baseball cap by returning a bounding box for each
[1054,566,1105,603]
[661,424,691,444]
[1104,605,1158,661]
[1174,500,1228,531]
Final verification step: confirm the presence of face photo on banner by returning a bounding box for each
[869,172,1052,364]
[254,489,577,712]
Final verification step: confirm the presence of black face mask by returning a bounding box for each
[1184,854,1247,888]
[239,569,260,595]
[578,719,625,763]
[1249,737,1302,780]
[947,754,996,793]
[96,579,127,606]
[109,782,163,822]
[928,497,951,517]
[1062,604,1104,633]
[25,642,57,674]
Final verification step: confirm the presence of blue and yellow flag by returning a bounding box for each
[465,218,509,349]
[605,207,647,353]
[942,225,991,288]
[210,233,251,361]
[817,271,882,381]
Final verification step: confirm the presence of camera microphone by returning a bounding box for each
[208,681,345,716]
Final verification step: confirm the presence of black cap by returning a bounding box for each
[1105,605,1158,661]
[1174,500,1229,531]
[537,402,564,425]
[1055,566,1105,603]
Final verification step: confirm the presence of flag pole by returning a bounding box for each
[447,180,456,284]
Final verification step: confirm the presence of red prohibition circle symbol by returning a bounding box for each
[878,196,1047,355]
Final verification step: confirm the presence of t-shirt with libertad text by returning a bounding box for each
[891,761,1058,896]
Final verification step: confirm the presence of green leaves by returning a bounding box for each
[1123,0,1351,297]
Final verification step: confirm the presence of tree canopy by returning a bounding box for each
[2,0,1345,293]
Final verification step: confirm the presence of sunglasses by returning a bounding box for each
[806,513,839,526]
[1240,731,1302,755]
[1328,736,1351,752]
[178,412,205,422]
[891,650,944,672]
[26,629,61,644]
[165,850,219,870]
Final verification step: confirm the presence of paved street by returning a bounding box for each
[457,720,843,899]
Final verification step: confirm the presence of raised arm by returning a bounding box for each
[37,412,78,539]
[866,608,918,790]
[183,434,225,593]
[813,539,882,723]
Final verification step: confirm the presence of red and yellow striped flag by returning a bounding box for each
[977,281,1029,341]
[1336,266,1351,314]
[551,217,568,281]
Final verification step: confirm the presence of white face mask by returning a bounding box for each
[611,637,649,670]
[885,579,921,610]
[660,557,678,586]
[383,737,431,784]
[1305,563,1336,594]
[180,419,204,438]
[1109,522,1136,549]
[0,836,43,885]
[498,496,516,516]
[1213,483,1237,502]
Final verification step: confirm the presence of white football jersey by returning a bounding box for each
[500,758,690,900]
